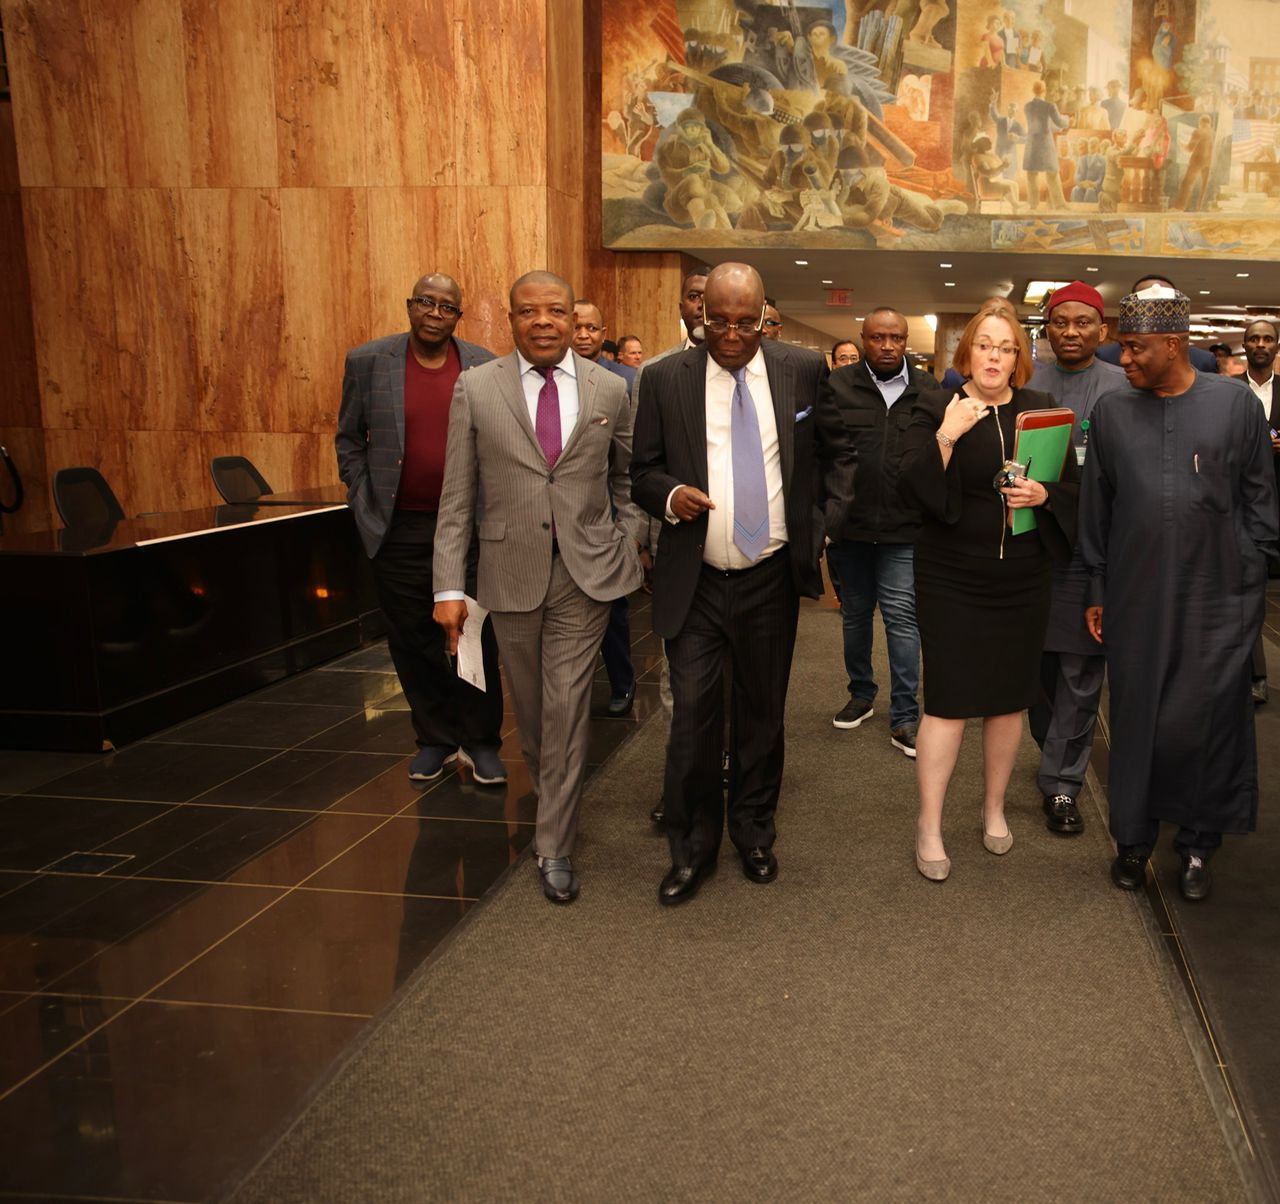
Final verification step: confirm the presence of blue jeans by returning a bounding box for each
[826,541,920,729]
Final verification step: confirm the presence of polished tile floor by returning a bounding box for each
[0,597,664,1201]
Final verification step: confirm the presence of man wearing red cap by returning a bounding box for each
[1027,282,1126,837]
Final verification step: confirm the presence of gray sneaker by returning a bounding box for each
[890,725,918,758]
[833,699,874,729]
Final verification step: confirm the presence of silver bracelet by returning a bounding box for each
[936,431,956,448]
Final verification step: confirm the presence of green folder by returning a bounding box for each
[1010,409,1074,535]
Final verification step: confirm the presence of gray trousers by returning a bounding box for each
[1029,650,1107,800]
[489,555,611,860]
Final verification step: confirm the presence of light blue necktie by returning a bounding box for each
[731,367,769,561]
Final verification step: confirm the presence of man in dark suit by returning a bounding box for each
[632,263,851,904]
[1245,317,1280,695]
[336,271,505,785]
[824,307,928,758]
[433,271,645,904]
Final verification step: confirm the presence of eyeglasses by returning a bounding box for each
[407,296,462,318]
[973,339,1019,357]
[705,301,767,337]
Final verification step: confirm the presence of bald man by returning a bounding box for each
[632,263,852,904]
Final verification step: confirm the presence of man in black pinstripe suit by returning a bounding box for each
[336,272,505,786]
[632,263,852,905]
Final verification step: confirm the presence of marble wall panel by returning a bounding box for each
[455,0,547,189]
[91,0,193,187]
[454,186,549,355]
[0,191,40,428]
[1,0,106,186]
[611,251,684,361]
[366,186,463,342]
[182,0,279,187]
[43,428,130,520]
[0,426,50,534]
[103,189,200,431]
[22,188,119,429]
[546,187,585,303]
[180,188,287,433]
[126,428,215,513]
[273,0,368,187]
[280,187,371,433]
[545,0,583,204]
[364,0,459,187]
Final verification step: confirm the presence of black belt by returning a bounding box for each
[702,551,780,577]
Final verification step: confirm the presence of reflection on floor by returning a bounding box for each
[0,594,664,1201]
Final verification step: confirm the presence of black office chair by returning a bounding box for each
[210,455,273,504]
[52,467,126,529]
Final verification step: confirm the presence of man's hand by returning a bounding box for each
[1085,605,1103,644]
[433,599,468,656]
[670,486,715,522]
[639,547,654,594]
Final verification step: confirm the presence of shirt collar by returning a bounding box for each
[707,345,767,382]
[872,356,909,387]
[517,349,576,379]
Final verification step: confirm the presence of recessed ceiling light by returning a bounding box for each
[1086,267,1100,273]
[821,279,833,285]
[939,262,952,268]
[795,259,809,266]
[1200,289,1211,295]
[855,316,863,321]
[1237,272,1250,278]
[944,282,956,287]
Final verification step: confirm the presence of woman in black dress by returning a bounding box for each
[899,298,1078,881]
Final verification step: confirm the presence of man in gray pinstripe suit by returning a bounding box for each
[336,272,506,786]
[433,271,646,904]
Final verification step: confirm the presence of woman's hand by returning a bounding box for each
[1000,477,1049,509]
[939,393,989,443]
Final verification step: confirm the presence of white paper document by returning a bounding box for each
[455,595,490,692]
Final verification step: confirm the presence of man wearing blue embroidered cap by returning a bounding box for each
[1080,284,1279,902]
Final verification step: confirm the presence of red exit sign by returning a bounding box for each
[825,289,851,307]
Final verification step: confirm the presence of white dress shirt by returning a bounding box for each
[668,347,787,569]
[517,349,580,435]
[868,357,909,407]
[1248,370,1274,421]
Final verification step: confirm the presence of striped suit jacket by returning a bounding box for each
[336,332,494,557]
[433,351,646,612]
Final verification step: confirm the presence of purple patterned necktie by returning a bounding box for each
[731,367,769,561]
[535,365,562,468]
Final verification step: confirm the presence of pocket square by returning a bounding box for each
[795,407,813,422]
[593,416,610,426]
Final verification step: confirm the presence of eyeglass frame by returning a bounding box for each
[972,338,1019,357]
[406,296,463,319]
[704,300,768,337]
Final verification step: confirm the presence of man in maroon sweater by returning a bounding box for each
[337,272,506,784]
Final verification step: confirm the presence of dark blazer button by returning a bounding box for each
[542,521,550,529]
[548,473,555,483]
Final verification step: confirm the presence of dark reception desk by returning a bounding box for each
[0,487,381,751]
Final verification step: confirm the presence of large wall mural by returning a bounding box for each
[601,0,1280,257]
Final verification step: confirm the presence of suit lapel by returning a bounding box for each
[684,348,710,492]
[559,353,596,462]
[498,353,544,458]
[764,343,795,487]
[389,334,408,453]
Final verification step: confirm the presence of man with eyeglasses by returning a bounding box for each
[1026,281,1125,837]
[336,271,506,787]
[824,307,930,758]
[632,262,852,905]
[831,340,860,368]
[763,298,783,341]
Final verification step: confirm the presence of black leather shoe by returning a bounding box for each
[659,861,713,906]
[741,847,778,884]
[1043,793,1084,834]
[1110,851,1148,891]
[538,856,579,904]
[650,799,665,825]
[606,683,636,718]
[1179,854,1212,901]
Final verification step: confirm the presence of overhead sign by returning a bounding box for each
[825,289,851,307]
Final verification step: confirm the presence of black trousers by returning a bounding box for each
[370,510,503,752]
[663,553,799,867]
[599,594,635,696]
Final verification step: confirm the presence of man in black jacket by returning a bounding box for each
[824,307,928,757]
